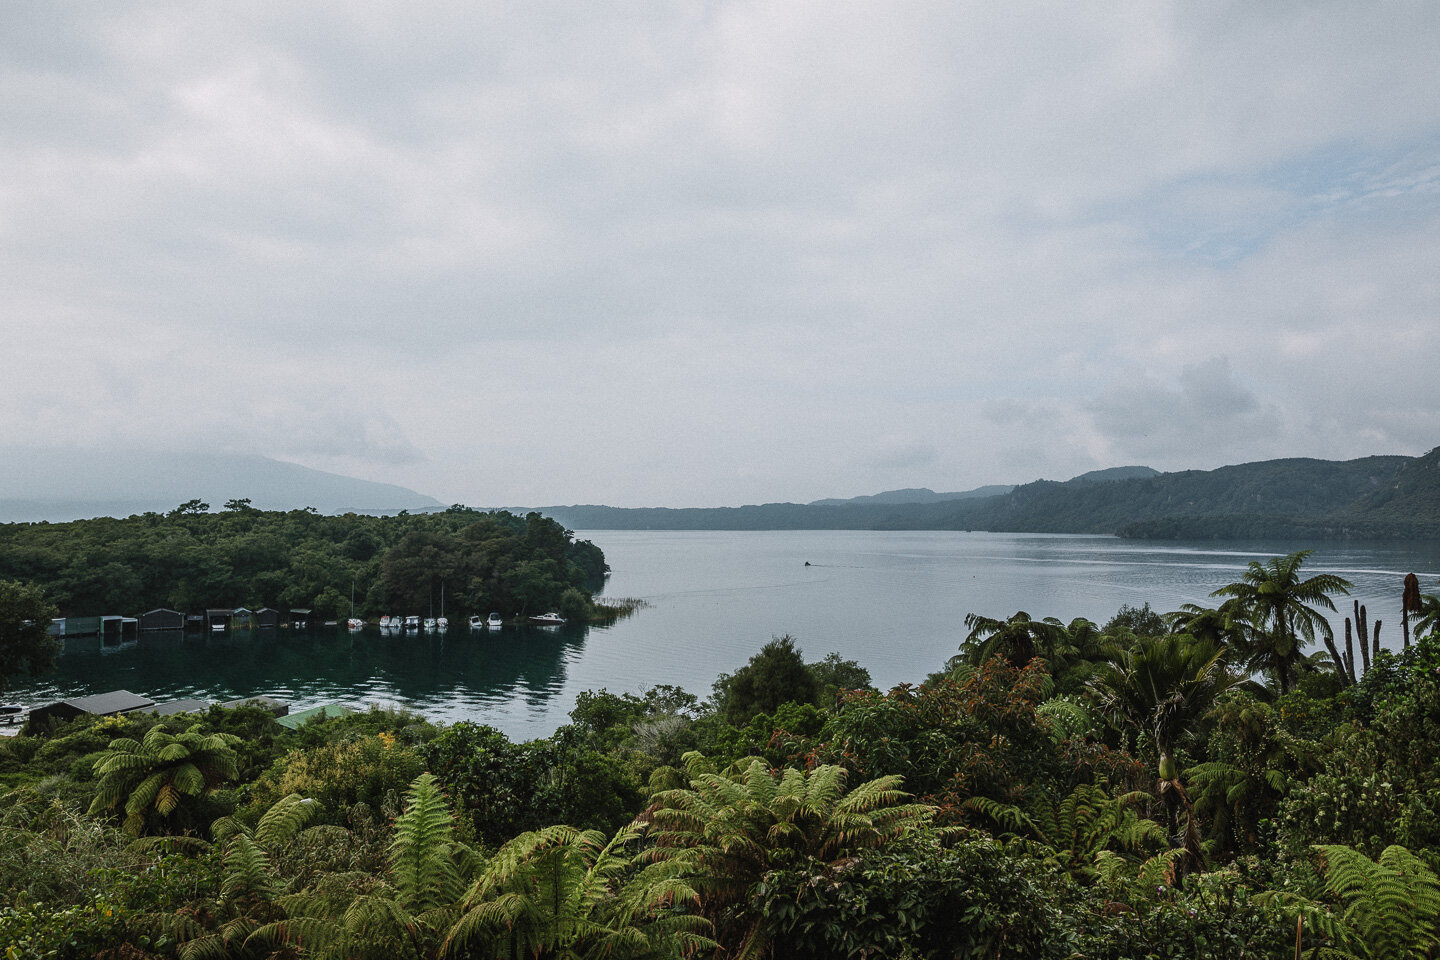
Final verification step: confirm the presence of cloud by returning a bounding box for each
[1084,356,1281,465]
[1,2,1438,505]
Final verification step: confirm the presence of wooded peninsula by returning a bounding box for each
[3,548,1440,957]
[0,504,610,623]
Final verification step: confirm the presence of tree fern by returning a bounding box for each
[89,723,241,836]
[390,773,464,912]
[647,751,931,959]
[1258,844,1440,959]
[967,784,1163,882]
[1317,844,1440,959]
[444,821,709,959]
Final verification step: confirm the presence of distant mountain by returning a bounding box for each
[945,456,1410,535]
[520,451,1440,539]
[0,448,444,522]
[808,485,1014,506]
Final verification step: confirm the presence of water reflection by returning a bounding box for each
[12,531,1440,740]
[18,622,590,729]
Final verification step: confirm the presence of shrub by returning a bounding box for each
[250,735,424,821]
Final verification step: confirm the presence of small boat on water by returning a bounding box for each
[468,614,484,629]
[527,612,565,626]
[486,612,503,629]
[437,585,448,630]
[346,582,364,629]
[404,615,420,630]
[380,615,393,628]
[423,617,437,631]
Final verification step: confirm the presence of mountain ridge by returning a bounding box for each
[0,448,443,522]
[514,451,1438,539]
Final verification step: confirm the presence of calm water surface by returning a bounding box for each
[13,531,1439,740]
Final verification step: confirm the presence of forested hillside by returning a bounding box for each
[0,504,608,621]
[531,451,1440,538]
[945,455,1411,534]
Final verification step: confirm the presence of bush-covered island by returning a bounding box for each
[4,552,1440,957]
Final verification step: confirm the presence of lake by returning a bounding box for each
[12,531,1438,740]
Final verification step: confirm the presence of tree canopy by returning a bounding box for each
[0,506,607,623]
[0,579,59,693]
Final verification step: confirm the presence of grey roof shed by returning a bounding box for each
[140,609,185,631]
[29,690,156,727]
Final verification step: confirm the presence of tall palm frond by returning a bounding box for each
[1088,634,1238,883]
[1209,550,1353,694]
[1411,588,1440,641]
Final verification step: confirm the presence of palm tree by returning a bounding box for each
[1411,583,1440,642]
[1163,603,1249,650]
[1209,550,1353,695]
[89,723,241,836]
[644,752,932,959]
[1088,634,1239,880]
[958,611,1106,693]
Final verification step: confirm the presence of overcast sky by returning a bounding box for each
[4,2,1438,508]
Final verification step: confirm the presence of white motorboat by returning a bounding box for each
[379,615,393,628]
[486,612,503,629]
[468,614,485,629]
[404,615,420,630]
[527,612,565,626]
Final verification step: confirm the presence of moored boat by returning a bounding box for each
[527,612,565,626]
[486,612,503,629]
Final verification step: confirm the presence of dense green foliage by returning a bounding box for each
[0,578,59,692]
[4,556,1440,957]
[0,505,608,621]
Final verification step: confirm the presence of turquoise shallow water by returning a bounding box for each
[11,531,1438,740]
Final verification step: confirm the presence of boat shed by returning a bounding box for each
[232,608,254,629]
[101,616,139,641]
[29,690,156,727]
[140,609,184,632]
[254,608,281,629]
[205,609,233,632]
[47,616,102,638]
[288,609,313,628]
